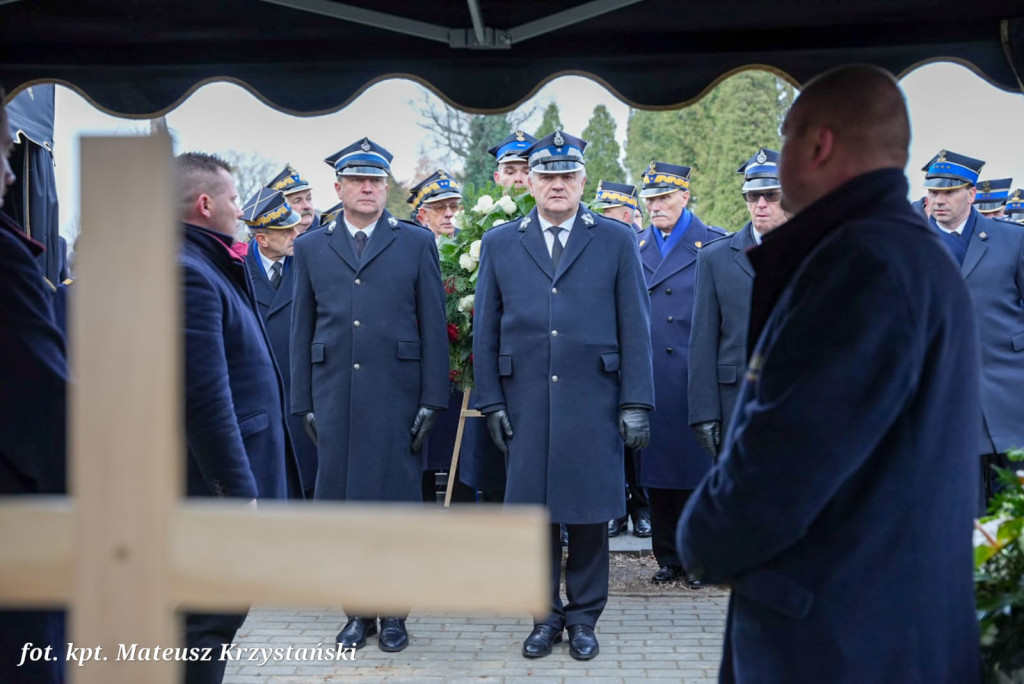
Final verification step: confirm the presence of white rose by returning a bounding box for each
[492,218,506,227]
[469,239,482,259]
[497,195,517,214]
[458,294,475,312]
[472,195,495,214]
[452,210,466,230]
[459,252,476,271]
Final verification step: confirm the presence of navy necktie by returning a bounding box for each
[548,226,564,270]
[269,261,283,289]
[354,231,368,258]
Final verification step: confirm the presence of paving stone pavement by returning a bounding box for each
[222,593,728,683]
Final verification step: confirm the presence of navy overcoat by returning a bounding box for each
[245,246,318,490]
[181,224,302,500]
[939,208,1024,454]
[678,170,981,683]
[473,206,655,524]
[688,224,755,430]
[290,211,449,502]
[635,213,727,489]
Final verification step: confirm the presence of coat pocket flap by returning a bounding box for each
[732,569,814,620]
[396,340,421,360]
[498,353,513,376]
[717,363,737,384]
[1012,331,1024,352]
[238,410,270,438]
[310,342,325,363]
[601,351,621,372]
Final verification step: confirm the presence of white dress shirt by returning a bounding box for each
[537,214,574,257]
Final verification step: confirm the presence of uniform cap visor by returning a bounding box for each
[923,177,971,190]
[638,186,682,199]
[531,160,585,173]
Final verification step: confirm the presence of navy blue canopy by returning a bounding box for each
[1,0,1022,116]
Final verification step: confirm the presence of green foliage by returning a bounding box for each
[624,69,793,231]
[384,177,412,221]
[534,102,565,138]
[460,114,513,191]
[437,183,535,389]
[975,448,1024,680]
[582,104,626,189]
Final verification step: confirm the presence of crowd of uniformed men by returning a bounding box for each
[2,65,1023,683]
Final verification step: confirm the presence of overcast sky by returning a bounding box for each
[52,63,1024,239]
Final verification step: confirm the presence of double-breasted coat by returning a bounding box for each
[290,210,450,502]
[678,170,981,683]
[181,224,303,501]
[635,213,727,489]
[245,247,318,491]
[936,208,1024,454]
[688,224,756,432]
[473,206,655,524]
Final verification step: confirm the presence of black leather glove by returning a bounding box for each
[693,420,721,460]
[410,406,440,453]
[618,408,650,449]
[303,412,318,446]
[485,409,514,456]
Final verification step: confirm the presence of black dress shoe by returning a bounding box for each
[630,509,652,537]
[336,616,376,649]
[378,617,409,652]
[567,624,599,660]
[607,516,628,537]
[686,576,705,589]
[522,624,563,658]
[651,565,682,584]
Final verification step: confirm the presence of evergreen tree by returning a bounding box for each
[385,177,413,222]
[581,104,626,188]
[461,114,513,191]
[624,69,791,231]
[534,102,565,138]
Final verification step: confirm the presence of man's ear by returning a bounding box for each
[809,126,835,170]
[197,193,213,218]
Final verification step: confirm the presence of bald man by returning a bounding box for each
[677,65,981,683]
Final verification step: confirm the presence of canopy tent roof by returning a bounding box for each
[2,0,1023,116]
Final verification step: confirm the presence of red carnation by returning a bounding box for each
[449,369,462,383]
[447,323,459,343]
[444,277,457,294]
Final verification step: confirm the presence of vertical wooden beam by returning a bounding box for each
[72,135,179,684]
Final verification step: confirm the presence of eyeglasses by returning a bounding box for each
[425,202,462,212]
[743,190,782,203]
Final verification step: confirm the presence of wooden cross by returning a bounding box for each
[0,135,547,683]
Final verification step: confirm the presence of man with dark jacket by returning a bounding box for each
[688,148,788,458]
[474,131,654,661]
[290,138,449,653]
[177,152,303,684]
[0,90,68,684]
[678,65,981,683]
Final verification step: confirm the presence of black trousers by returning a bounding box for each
[648,487,693,568]
[625,447,650,515]
[540,522,609,630]
[184,612,247,684]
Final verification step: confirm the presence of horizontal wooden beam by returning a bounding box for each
[0,499,548,615]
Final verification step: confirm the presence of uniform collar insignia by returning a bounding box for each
[979,231,988,240]
[581,212,594,225]
[639,239,646,247]
[388,215,399,227]
[325,222,335,234]
[520,215,532,228]
[360,139,371,152]
[695,240,702,248]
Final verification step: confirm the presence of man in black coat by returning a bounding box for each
[290,138,449,653]
[474,131,654,661]
[242,188,317,498]
[177,152,303,684]
[677,65,981,684]
[0,91,68,684]
[688,148,788,457]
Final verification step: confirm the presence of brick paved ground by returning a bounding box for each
[222,592,729,684]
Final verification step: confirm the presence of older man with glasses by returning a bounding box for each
[689,148,789,460]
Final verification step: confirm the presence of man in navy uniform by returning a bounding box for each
[290,137,449,652]
[591,180,652,540]
[688,148,789,458]
[177,152,303,683]
[0,88,68,684]
[489,129,536,189]
[1005,188,1024,224]
[241,188,318,499]
[409,169,462,240]
[924,150,1024,511]
[266,164,318,232]
[973,177,1012,219]
[678,65,982,683]
[635,161,727,586]
[474,131,654,661]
